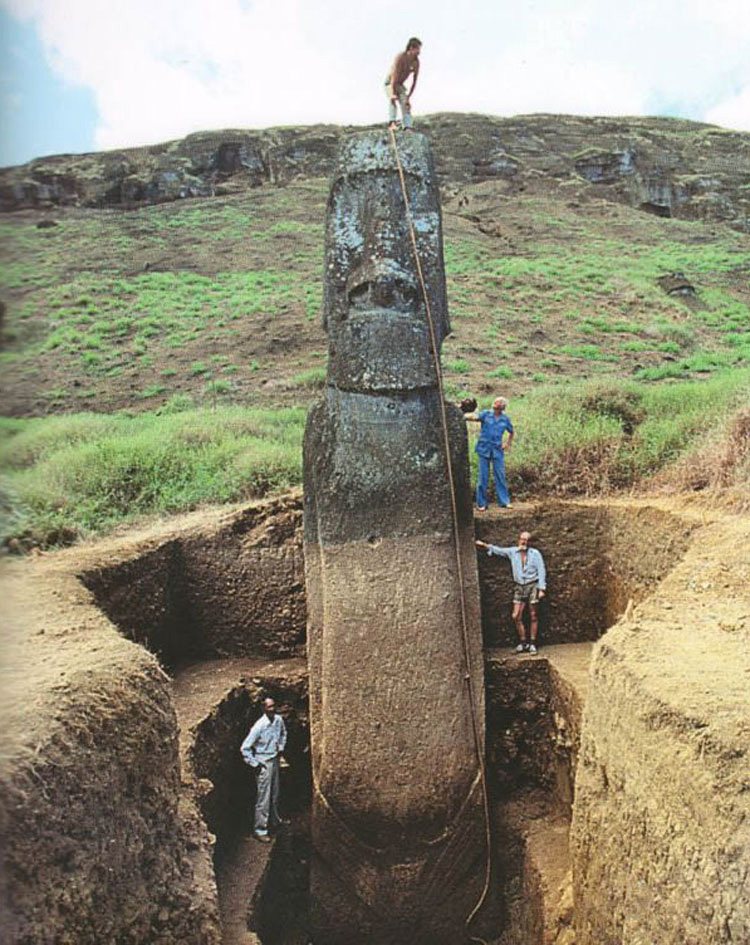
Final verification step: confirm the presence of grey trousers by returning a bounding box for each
[254,756,281,836]
[385,82,413,128]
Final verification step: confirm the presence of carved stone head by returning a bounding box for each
[323,132,449,393]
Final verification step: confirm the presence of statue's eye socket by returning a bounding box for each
[396,284,419,306]
[348,284,369,307]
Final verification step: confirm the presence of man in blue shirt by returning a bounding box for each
[476,531,547,654]
[466,396,514,510]
[240,697,288,842]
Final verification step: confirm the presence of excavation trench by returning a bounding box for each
[3,496,700,945]
[166,643,593,945]
[79,497,695,944]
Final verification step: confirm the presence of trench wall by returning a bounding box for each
[573,628,750,943]
[0,563,221,945]
[4,494,733,945]
[82,498,696,667]
[475,503,695,645]
[80,496,305,665]
[485,653,584,813]
[571,511,750,945]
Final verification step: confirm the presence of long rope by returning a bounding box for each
[389,125,492,935]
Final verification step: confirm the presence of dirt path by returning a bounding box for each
[215,834,269,945]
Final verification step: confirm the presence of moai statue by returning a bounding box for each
[303,131,486,944]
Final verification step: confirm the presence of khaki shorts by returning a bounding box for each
[513,582,540,605]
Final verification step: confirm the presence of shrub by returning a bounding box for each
[488,365,514,379]
[503,370,749,497]
[291,368,326,390]
[444,359,471,374]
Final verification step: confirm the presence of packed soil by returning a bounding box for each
[1,492,748,945]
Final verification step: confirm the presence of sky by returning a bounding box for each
[1,0,749,167]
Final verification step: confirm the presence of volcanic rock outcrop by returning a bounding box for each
[302,131,486,943]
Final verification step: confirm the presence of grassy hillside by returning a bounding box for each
[1,175,748,416]
[1,115,749,546]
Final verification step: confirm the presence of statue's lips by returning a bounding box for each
[344,306,427,326]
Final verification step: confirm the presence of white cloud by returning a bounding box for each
[705,87,750,131]
[3,0,750,151]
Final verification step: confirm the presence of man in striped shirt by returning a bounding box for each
[476,531,547,654]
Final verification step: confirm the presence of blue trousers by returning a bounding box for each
[476,451,510,507]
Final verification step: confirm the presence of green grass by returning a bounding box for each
[444,359,471,374]
[205,379,232,395]
[559,344,619,362]
[1,183,745,415]
[0,406,305,546]
[496,369,750,494]
[2,370,748,547]
[487,365,514,379]
[0,260,321,373]
[136,384,167,400]
[290,367,326,389]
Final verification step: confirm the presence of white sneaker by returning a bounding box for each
[515,643,525,653]
[528,644,537,655]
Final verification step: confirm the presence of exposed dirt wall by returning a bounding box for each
[76,540,191,666]
[571,509,750,944]
[3,493,744,945]
[485,645,589,818]
[486,656,556,796]
[80,495,305,665]
[79,498,695,670]
[475,502,696,646]
[179,499,305,659]
[0,562,221,945]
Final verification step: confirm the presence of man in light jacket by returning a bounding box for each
[476,531,546,654]
[241,696,288,842]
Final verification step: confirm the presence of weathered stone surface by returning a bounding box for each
[1,114,748,231]
[573,146,636,183]
[303,130,486,943]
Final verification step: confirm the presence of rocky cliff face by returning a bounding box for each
[1,113,748,232]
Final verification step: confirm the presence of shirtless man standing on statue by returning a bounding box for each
[385,37,421,131]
